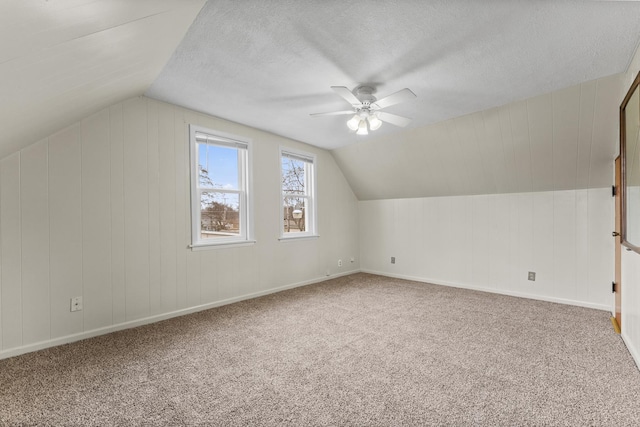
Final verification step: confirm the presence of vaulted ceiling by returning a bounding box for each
[0,0,205,159]
[3,1,640,200]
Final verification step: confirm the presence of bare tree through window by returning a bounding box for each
[280,150,315,237]
[282,157,306,232]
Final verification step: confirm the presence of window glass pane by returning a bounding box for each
[283,196,307,233]
[200,192,240,239]
[281,157,305,196]
[198,143,239,189]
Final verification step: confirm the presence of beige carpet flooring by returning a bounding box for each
[1,273,639,426]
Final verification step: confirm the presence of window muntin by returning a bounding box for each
[190,126,251,247]
[280,148,316,238]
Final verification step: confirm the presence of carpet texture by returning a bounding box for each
[1,273,639,426]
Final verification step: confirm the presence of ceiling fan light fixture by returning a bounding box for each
[356,119,368,135]
[346,115,360,131]
[368,115,382,131]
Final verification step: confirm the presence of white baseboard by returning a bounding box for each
[622,332,640,371]
[360,269,610,312]
[0,269,358,361]
[1,268,615,361]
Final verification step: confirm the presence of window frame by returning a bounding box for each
[279,146,318,240]
[189,125,254,249]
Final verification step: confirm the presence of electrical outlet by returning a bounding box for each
[70,296,83,312]
[391,257,396,264]
[338,259,343,267]
[350,257,355,263]
[528,271,536,281]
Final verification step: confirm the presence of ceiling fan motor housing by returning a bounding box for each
[354,86,377,105]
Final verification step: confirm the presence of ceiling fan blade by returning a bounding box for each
[377,111,412,127]
[310,110,355,117]
[331,86,362,106]
[372,88,416,110]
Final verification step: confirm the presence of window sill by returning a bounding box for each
[278,235,320,242]
[189,240,257,251]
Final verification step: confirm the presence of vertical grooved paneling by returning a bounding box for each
[394,199,410,275]
[440,122,468,195]
[528,94,554,191]
[481,109,506,193]
[587,188,613,304]
[590,75,622,187]
[532,192,555,297]
[553,191,577,300]
[517,193,534,290]
[174,108,187,309]
[1,153,22,350]
[455,116,488,195]
[49,125,83,338]
[82,109,112,331]
[200,251,218,303]
[218,250,233,300]
[147,99,161,315]
[359,189,611,308]
[430,198,448,280]
[488,194,510,291]
[110,104,126,324]
[0,95,359,357]
[186,251,201,307]
[416,127,449,196]
[235,247,252,296]
[419,198,434,278]
[471,195,490,287]
[509,101,533,192]
[575,190,589,299]
[21,140,50,345]
[404,198,423,277]
[576,81,596,189]
[499,108,517,194]
[449,196,472,284]
[158,103,177,312]
[553,86,580,191]
[473,113,498,194]
[507,194,520,288]
[123,98,150,321]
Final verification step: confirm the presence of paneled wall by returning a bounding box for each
[333,74,622,200]
[0,97,360,358]
[359,189,613,310]
[620,44,640,369]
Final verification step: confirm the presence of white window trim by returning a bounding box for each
[189,124,254,249]
[279,146,318,240]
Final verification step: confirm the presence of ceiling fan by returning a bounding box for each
[310,85,416,135]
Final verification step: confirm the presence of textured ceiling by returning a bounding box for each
[0,0,205,159]
[147,0,640,151]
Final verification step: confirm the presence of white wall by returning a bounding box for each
[0,96,360,358]
[620,44,640,369]
[360,189,613,310]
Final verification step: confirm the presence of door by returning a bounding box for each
[614,156,622,332]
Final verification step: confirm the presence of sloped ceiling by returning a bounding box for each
[3,1,640,200]
[333,74,623,200]
[0,0,205,159]
[147,0,640,152]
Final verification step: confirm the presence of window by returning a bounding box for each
[280,147,317,238]
[190,125,252,248]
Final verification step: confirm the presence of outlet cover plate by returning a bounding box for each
[528,271,536,281]
[70,296,83,312]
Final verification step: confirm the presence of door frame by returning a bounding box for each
[614,156,622,333]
